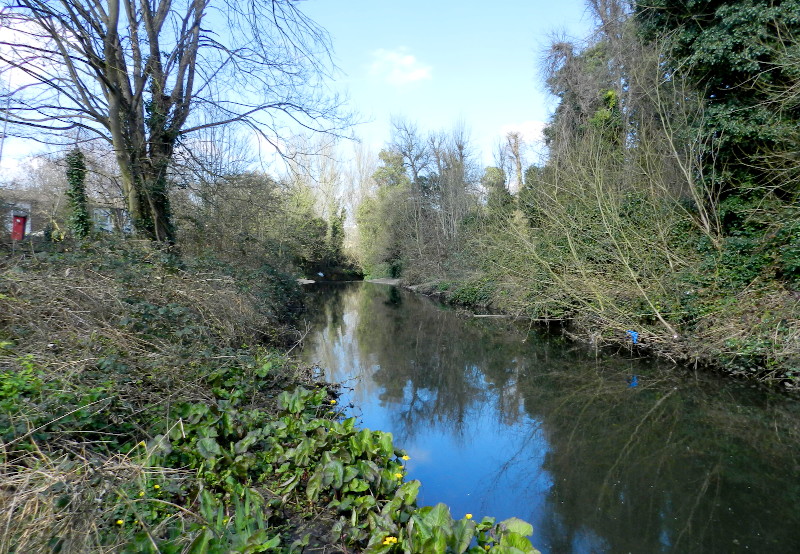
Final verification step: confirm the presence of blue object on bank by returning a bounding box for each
[625,330,639,344]
[627,375,638,388]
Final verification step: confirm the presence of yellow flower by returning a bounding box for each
[484,546,490,551]
[330,399,337,405]
[465,513,473,520]
[116,519,124,526]
[138,491,145,497]
[401,455,410,461]
[153,484,160,490]
[382,535,398,545]
[394,472,403,479]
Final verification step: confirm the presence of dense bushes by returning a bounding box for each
[172,171,354,280]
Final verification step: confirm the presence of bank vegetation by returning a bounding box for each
[0,237,540,553]
[355,0,799,387]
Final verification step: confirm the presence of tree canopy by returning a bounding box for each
[0,0,347,241]
[637,0,800,203]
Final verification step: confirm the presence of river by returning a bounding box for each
[299,282,800,553]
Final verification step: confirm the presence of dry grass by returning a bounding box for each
[0,237,304,551]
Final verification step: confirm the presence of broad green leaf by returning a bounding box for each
[184,403,210,423]
[196,424,218,439]
[362,541,392,554]
[288,534,309,551]
[345,478,370,493]
[380,491,404,519]
[342,417,356,433]
[196,437,222,459]
[397,480,420,505]
[409,513,433,546]
[354,495,377,511]
[423,503,453,529]
[366,511,397,538]
[500,517,533,537]
[234,430,261,454]
[357,460,381,482]
[256,361,272,378]
[382,480,419,519]
[499,517,533,537]
[350,429,372,456]
[331,519,346,540]
[323,460,344,489]
[277,388,306,414]
[306,471,323,501]
[377,431,394,456]
[343,465,359,483]
[425,533,448,554]
[477,516,496,529]
[450,519,476,553]
[499,531,535,551]
[243,530,281,553]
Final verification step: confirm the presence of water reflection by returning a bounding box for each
[300,283,800,553]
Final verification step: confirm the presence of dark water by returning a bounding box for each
[299,282,800,553]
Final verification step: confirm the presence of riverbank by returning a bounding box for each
[0,239,540,553]
[398,278,799,391]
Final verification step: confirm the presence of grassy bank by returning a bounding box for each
[0,239,539,553]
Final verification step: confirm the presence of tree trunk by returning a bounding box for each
[115,148,175,243]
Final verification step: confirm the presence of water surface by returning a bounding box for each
[300,282,800,553]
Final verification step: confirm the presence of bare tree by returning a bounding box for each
[492,138,511,186]
[0,0,347,241]
[505,131,525,192]
[283,134,344,225]
[390,116,429,188]
[429,121,477,243]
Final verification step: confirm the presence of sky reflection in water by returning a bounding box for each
[300,282,800,554]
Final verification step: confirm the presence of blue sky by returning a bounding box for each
[0,1,593,176]
[302,0,594,164]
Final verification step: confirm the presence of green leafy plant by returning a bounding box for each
[65,149,92,239]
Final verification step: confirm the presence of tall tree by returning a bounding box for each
[390,116,430,189]
[0,0,346,241]
[504,131,525,192]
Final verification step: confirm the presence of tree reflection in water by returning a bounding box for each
[300,283,800,553]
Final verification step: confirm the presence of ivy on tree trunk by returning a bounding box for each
[65,149,92,239]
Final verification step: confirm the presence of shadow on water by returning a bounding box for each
[300,282,800,554]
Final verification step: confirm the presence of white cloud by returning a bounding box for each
[498,120,547,145]
[369,48,432,86]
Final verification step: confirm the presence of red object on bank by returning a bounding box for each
[11,215,27,240]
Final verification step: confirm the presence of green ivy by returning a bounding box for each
[65,149,92,238]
